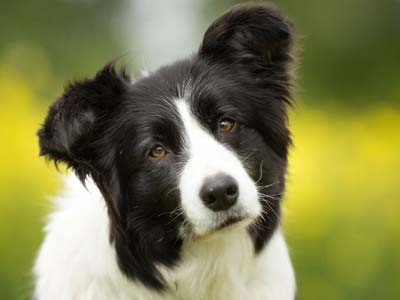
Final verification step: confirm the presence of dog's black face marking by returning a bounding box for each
[38,4,294,290]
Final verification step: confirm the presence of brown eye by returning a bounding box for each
[150,145,167,158]
[219,118,235,133]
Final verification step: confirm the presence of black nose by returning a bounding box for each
[200,173,239,211]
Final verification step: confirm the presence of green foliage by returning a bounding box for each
[285,106,400,299]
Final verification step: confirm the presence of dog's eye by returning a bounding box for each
[150,145,167,158]
[219,118,235,134]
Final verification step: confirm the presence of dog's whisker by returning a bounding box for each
[241,150,257,164]
[257,180,280,191]
[255,160,265,184]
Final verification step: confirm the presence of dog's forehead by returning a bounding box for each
[125,59,250,135]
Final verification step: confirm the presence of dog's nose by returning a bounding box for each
[200,173,239,211]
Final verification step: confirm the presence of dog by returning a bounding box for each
[34,3,296,300]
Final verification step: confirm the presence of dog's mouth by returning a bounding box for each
[182,204,259,240]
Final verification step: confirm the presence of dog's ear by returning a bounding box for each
[200,4,295,159]
[199,3,294,73]
[38,63,130,178]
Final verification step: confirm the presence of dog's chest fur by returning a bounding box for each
[160,229,256,300]
[34,175,295,300]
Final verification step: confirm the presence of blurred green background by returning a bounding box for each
[0,0,399,299]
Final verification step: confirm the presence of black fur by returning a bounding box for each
[38,3,294,290]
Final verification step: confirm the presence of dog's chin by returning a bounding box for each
[214,215,252,231]
[190,215,255,241]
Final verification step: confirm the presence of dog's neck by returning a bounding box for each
[158,226,256,298]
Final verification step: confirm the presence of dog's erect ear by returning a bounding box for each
[38,63,130,177]
[199,3,294,71]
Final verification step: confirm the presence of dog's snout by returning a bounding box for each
[200,173,238,211]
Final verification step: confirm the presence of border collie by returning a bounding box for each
[34,3,296,300]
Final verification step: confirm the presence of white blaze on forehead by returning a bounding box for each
[175,99,261,235]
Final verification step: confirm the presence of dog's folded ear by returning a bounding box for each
[38,63,129,176]
[199,3,294,71]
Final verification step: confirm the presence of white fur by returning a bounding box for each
[34,174,296,300]
[176,100,261,235]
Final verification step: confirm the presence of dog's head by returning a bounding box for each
[38,4,294,290]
